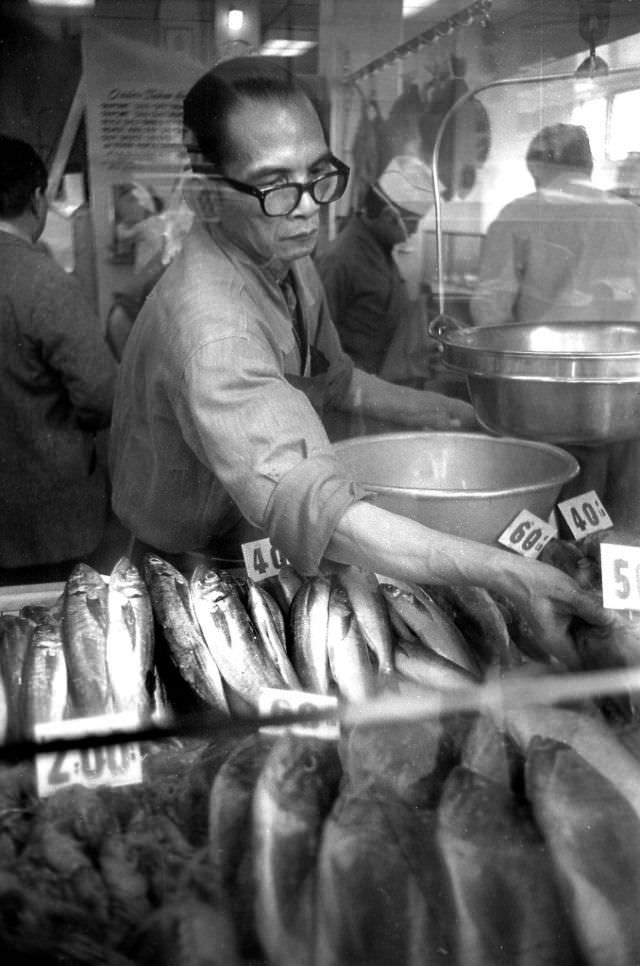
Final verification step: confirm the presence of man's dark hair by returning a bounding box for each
[0,135,47,218]
[183,57,319,172]
[525,123,593,175]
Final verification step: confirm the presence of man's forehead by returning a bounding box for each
[224,94,328,173]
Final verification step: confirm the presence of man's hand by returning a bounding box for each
[414,391,478,431]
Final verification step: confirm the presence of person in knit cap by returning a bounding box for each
[316,155,434,377]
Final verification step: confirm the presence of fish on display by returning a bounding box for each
[252,731,343,966]
[426,584,515,671]
[263,564,304,617]
[326,584,376,703]
[289,576,332,694]
[246,580,301,690]
[394,638,480,691]
[336,566,395,676]
[62,562,111,717]
[0,614,36,739]
[437,764,582,966]
[105,556,155,720]
[20,618,68,736]
[190,564,285,707]
[143,553,229,715]
[526,736,640,966]
[208,731,278,958]
[380,582,482,677]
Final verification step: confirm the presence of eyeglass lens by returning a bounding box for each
[263,170,346,216]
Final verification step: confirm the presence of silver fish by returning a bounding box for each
[0,614,35,739]
[105,556,155,721]
[190,564,285,706]
[394,638,480,690]
[326,584,376,703]
[336,566,395,675]
[246,580,301,689]
[62,562,110,716]
[289,576,332,694]
[143,553,229,715]
[20,619,68,736]
[380,582,481,676]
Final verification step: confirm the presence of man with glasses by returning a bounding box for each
[316,155,432,378]
[109,58,610,660]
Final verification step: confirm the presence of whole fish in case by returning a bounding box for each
[190,564,285,706]
[20,618,68,736]
[143,553,229,715]
[62,562,110,717]
[105,557,155,721]
[289,576,332,694]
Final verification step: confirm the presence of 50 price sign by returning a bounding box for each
[498,510,556,558]
[242,538,288,582]
[557,490,612,540]
[34,712,143,798]
[601,543,640,611]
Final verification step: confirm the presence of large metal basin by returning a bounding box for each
[431,320,640,444]
[333,432,579,545]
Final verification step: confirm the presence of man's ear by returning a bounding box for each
[30,186,47,217]
[183,174,221,224]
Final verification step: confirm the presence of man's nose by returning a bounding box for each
[293,186,320,215]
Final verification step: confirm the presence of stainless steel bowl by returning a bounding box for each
[431,319,640,444]
[333,432,579,545]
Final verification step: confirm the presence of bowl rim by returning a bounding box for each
[332,431,580,499]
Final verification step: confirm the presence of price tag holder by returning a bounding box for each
[557,490,612,540]
[258,688,339,741]
[497,509,556,558]
[242,538,288,583]
[601,543,640,611]
[34,711,143,798]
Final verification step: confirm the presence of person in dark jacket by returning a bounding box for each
[0,135,117,582]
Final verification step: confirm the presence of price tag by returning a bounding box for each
[258,688,339,740]
[601,543,640,611]
[557,490,612,540]
[34,711,143,798]
[498,509,556,558]
[242,538,288,583]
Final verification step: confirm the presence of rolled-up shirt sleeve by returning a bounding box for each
[174,330,366,573]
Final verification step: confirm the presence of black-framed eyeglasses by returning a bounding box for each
[209,154,350,217]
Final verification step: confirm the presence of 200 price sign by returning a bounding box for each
[258,688,339,741]
[601,543,640,611]
[34,712,143,798]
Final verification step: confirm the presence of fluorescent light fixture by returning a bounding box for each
[259,39,317,57]
[402,0,439,15]
[227,7,244,32]
[29,0,95,8]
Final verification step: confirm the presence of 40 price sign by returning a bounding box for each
[498,510,556,558]
[601,543,640,611]
[242,537,288,582]
[34,712,143,798]
[557,490,612,540]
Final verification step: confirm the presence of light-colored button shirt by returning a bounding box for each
[109,221,364,575]
[470,174,640,325]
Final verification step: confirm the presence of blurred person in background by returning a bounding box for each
[108,58,611,659]
[315,155,436,382]
[0,135,117,584]
[470,123,640,326]
[470,123,640,527]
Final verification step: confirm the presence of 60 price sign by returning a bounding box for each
[601,543,640,611]
[258,688,339,740]
[498,510,556,558]
[242,538,288,582]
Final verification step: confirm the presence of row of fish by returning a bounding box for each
[0,558,158,743]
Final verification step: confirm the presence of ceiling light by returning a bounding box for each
[227,7,244,32]
[259,39,317,57]
[29,0,95,7]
